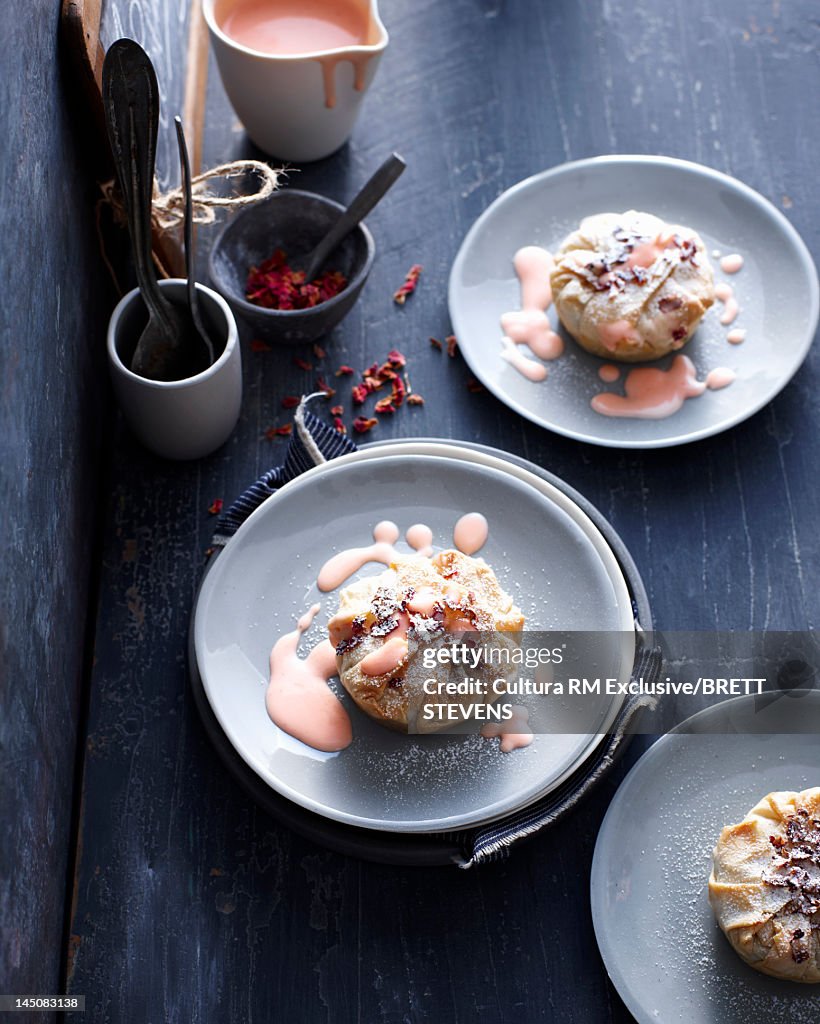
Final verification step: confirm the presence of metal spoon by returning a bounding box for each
[174,116,215,367]
[102,39,202,381]
[300,153,406,283]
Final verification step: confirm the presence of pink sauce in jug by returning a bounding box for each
[220,0,369,54]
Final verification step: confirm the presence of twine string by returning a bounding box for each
[100,159,282,231]
[97,159,283,288]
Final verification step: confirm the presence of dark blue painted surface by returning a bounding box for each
[64,1,819,1021]
[0,0,110,1011]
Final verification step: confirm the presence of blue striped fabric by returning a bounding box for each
[207,406,660,867]
[212,408,356,546]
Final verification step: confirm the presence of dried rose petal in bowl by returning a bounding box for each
[245,249,348,311]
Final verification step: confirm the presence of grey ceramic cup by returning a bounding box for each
[107,279,242,460]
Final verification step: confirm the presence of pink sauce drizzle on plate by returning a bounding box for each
[591,355,706,419]
[720,253,744,274]
[266,604,352,752]
[499,246,562,378]
[317,520,400,591]
[715,282,740,326]
[727,328,746,345]
[598,364,620,383]
[705,367,736,390]
[481,705,534,753]
[453,512,489,555]
[500,337,548,382]
[405,523,433,557]
[500,308,563,360]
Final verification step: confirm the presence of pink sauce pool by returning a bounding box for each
[266,603,352,752]
[727,328,746,345]
[481,705,534,753]
[598,363,620,383]
[220,0,369,54]
[500,337,548,382]
[715,282,740,326]
[720,253,744,274]
[453,512,489,556]
[706,367,736,390]
[317,520,399,591]
[405,523,433,557]
[591,354,706,420]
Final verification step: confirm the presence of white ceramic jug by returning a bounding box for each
[203,0,389,161]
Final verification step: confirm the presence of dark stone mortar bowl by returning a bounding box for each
[208,189,375,345]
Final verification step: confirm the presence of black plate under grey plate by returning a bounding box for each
[187,440,652,866]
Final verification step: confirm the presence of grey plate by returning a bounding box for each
[194,443,635,833]
[591,693,820,1023]
[449,155,819,448]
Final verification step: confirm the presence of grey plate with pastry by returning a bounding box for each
[449,155,819,449]
[194,443,635,833]
[591,692,820,1023]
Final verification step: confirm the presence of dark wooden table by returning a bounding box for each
[65,2,820,1020]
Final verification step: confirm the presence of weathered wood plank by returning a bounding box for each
[0,0,111,1011]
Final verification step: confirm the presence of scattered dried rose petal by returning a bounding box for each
[250,339,272,353]
[393,264,422,305]
[467,377,485,393]
[264,424,293,439]
[333,417,347,434]
[313,343,326,359]
[446,335,458,358]
[293,357,313,371]
[429,336,443,351]
[374,397,397,414]
[208,499,223,516]
[316,376,335,397]
[335,365,354,377]
[352,416,378,434]
[351,383,369,405]
[281,395,300,409]
[387,348,406,367]
[407,393,425,406]
[330,404,344,416]
[390,376,406,406]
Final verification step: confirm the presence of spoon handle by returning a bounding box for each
[102,40,174,339]
[303,152,406,282]
[174,116,215,366]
